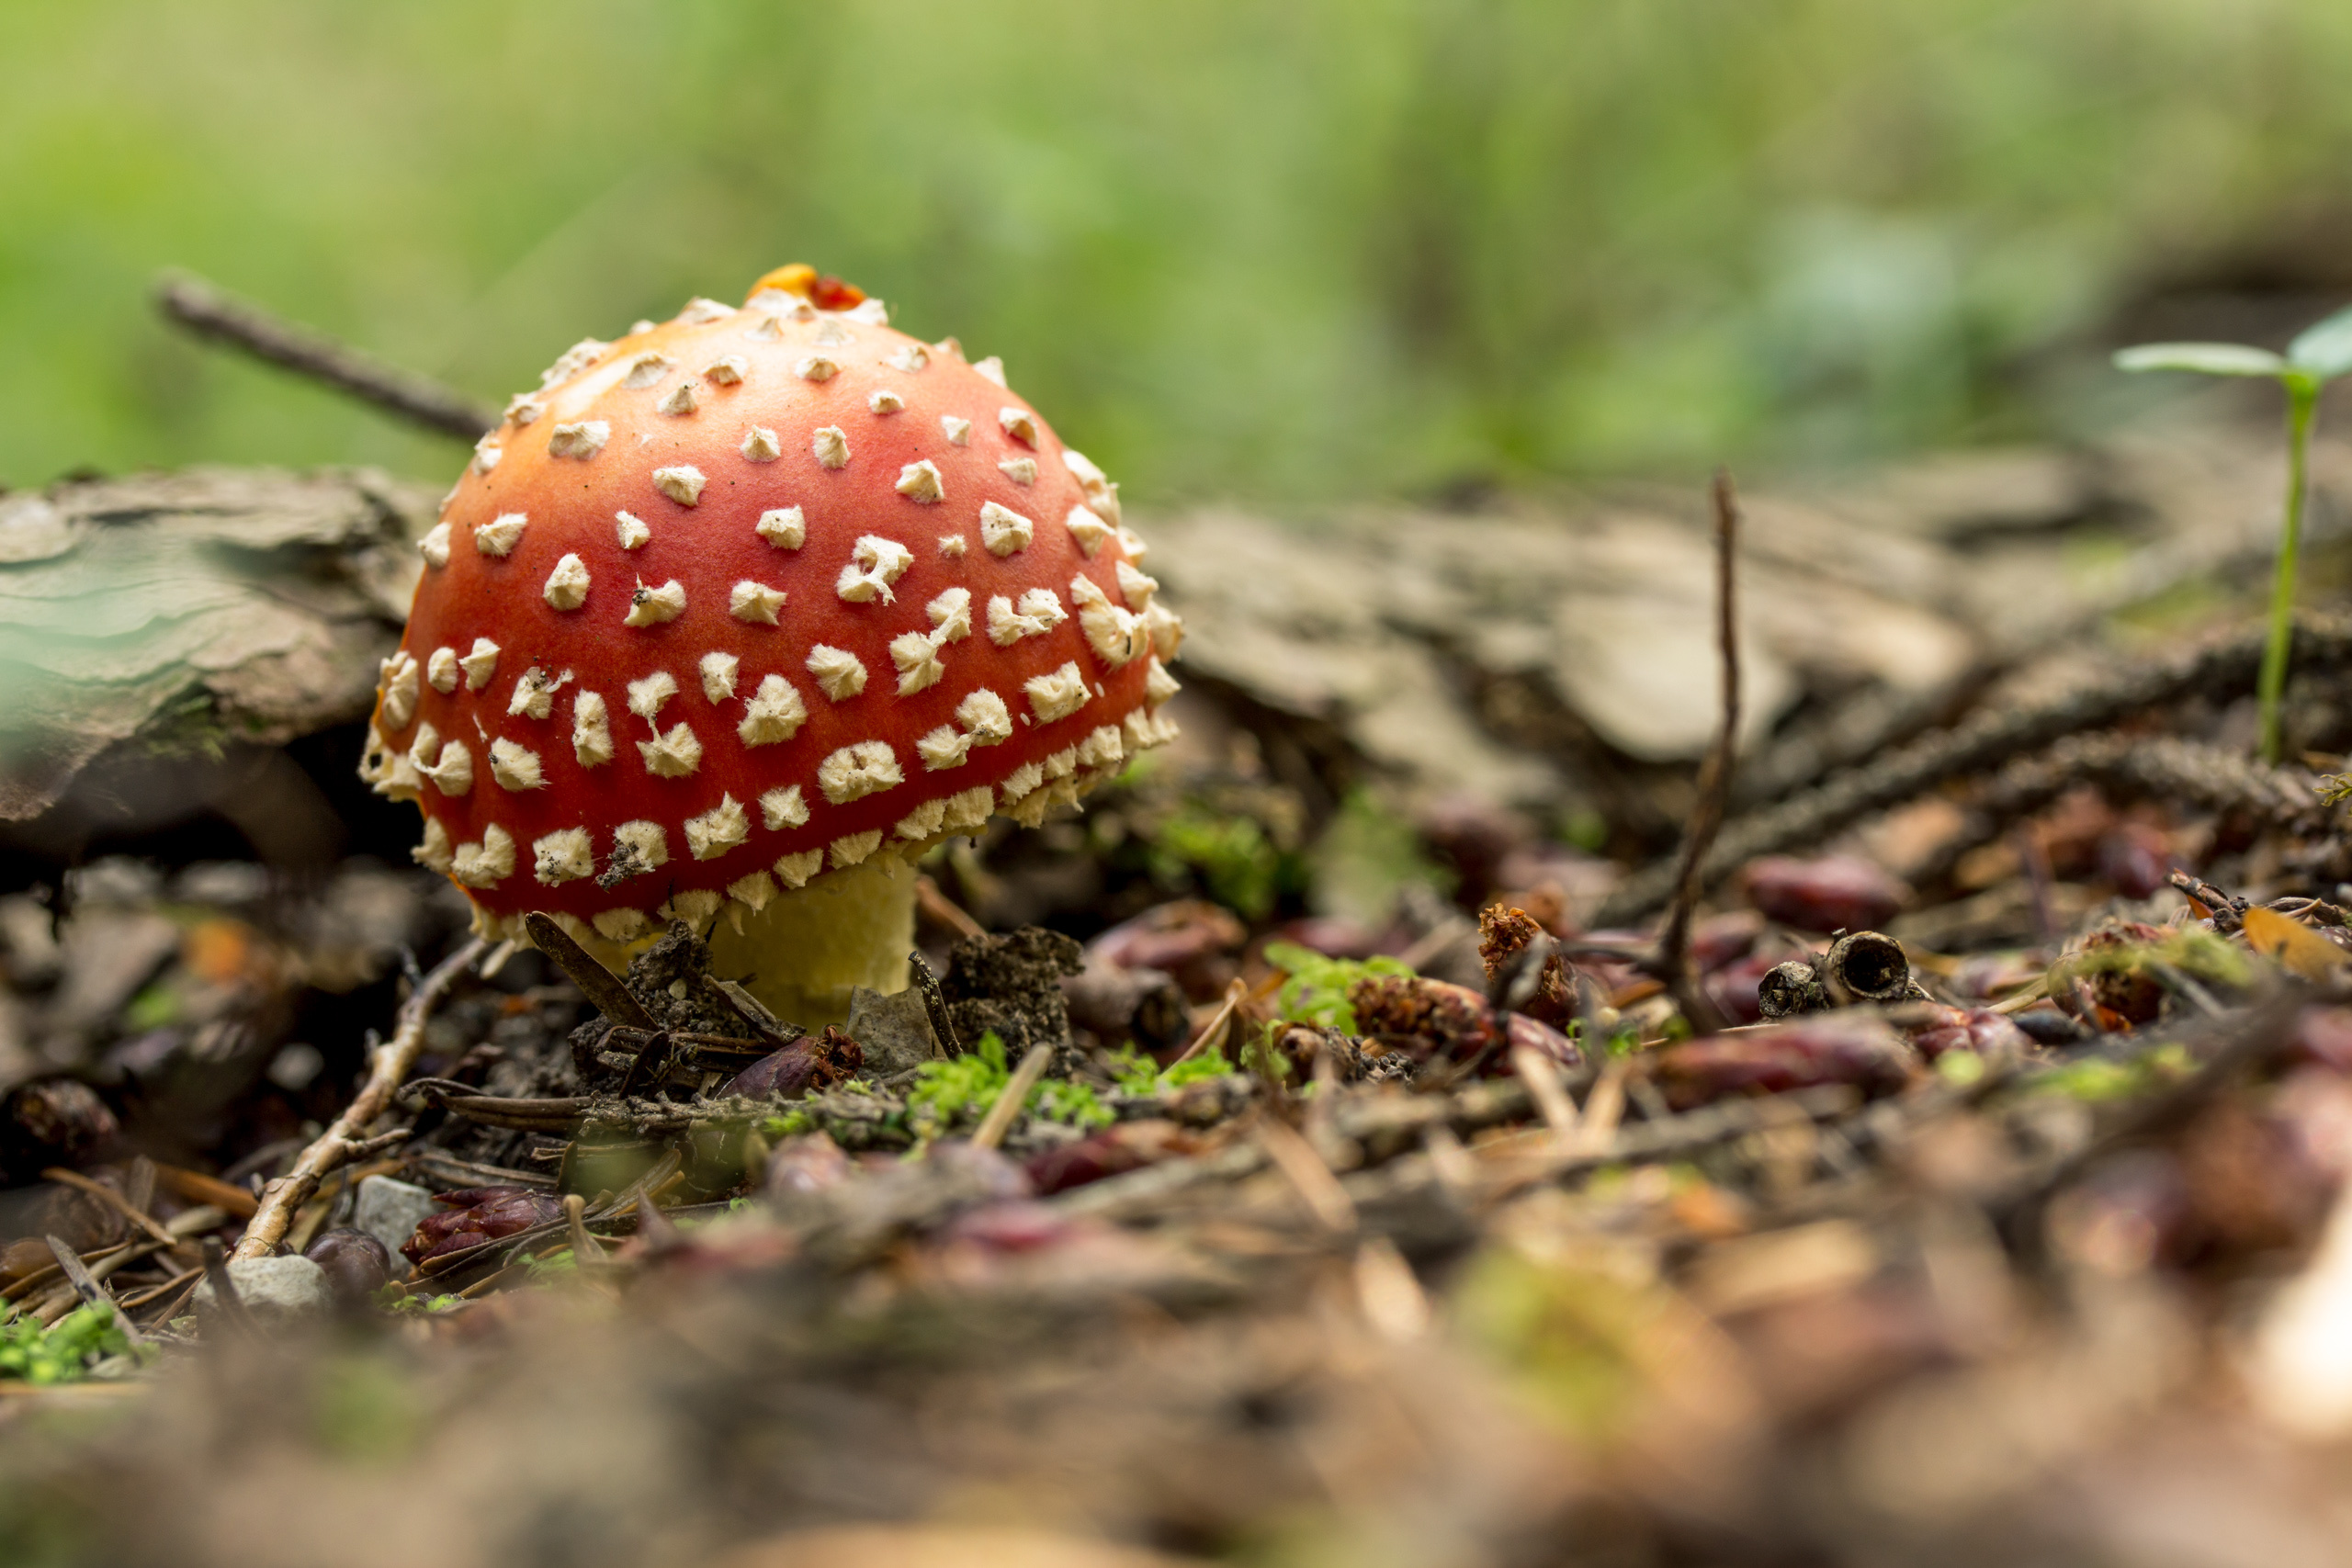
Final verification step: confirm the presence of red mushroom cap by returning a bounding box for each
[361,269,1182,947]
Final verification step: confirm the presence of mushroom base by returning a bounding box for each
[704,852,919,1028]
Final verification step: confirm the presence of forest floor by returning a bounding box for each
[7,423,2352,1567]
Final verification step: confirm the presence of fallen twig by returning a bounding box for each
[1509,1043,1580,1153]
[2170,867,2253,931]
[1172,977,1249,1066]
[972,1044,1054,1151]
[42,1236,144,1353]
[916,874,987,941]
[1656,469,1743,1032]
[234,936,486,1260]
[155,269,497,441]
[40,1168,178,1249]
[1256,1116,1357,1233]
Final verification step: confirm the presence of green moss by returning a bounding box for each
[906,1032,1113,1139]
[1261,941,1414,1034]
[1148,809,1295,919]
[0,1304,139,1384]
[1109,1043,1238,1095]
[758,1110,817,1140]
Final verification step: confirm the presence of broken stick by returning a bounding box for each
[1656,468,1743,1033]
[233,936,486,1260]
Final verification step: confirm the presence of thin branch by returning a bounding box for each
[155,269,497,442]
[233,936,485,1260]
[1170,976,1249,1066]
[1657,468,1743,1033]
[42,1236,144,1352]
[972,1043,1055,1151]
[916,874,987,942]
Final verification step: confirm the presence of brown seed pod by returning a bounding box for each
[1821,931,1923,1007]
[1756,959,1827,1021]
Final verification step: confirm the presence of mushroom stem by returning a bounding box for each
[704,852,920,1027]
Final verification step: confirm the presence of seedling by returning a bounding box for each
[2116,304,2352,761]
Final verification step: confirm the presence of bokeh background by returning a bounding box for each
[9,0,2352,503]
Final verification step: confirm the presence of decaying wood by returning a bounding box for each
[232,936,484,1260]
[0,465,438,824]
[1598,615,2352,925]
[1904,733,2321,893]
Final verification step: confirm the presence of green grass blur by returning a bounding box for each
[6,0,2352,502]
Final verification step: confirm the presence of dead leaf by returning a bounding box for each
[2243,906,2349,981]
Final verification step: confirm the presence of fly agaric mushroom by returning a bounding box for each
[361,265,1182,1023]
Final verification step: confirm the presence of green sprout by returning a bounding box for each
[2116,304,2352,761]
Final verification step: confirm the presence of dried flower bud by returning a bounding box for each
[2048,921,2174,1027]
[401,1187,566,1266]
[1347,971,1581,1076]
[1350,974,1499,1061]
[1476,904,1576,1026]
[723,1027,863,1100]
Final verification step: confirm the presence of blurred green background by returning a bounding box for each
[6,0,2352,503]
